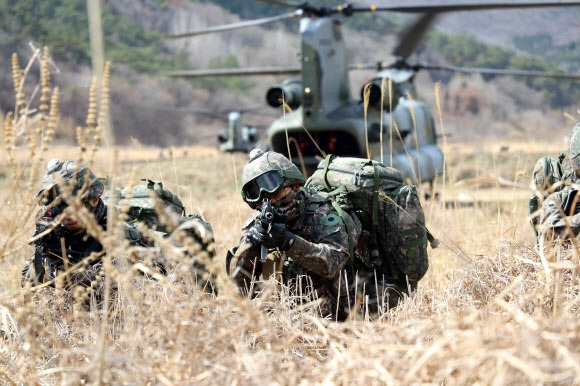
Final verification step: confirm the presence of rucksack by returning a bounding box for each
[103,179,216,291]
[304,154,436,285]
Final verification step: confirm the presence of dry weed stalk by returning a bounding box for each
[11,53,26,118]
[1,48,61,267]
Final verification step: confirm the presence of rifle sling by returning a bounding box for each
[330,200,354,266]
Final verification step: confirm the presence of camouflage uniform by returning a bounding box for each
[227,150,402,321]
[529,154,571,235]
[106,179,217,292]
[537,123,580,242]
[22,159,150,290]
[538,187,580,241]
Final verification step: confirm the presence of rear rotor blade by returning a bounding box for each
[420,64,580,80]
[351,1,580,14]
[166,10,302,39]
[349,61,580,80]
[166,67,302,78]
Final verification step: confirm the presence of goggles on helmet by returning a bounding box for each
[242,170,286,203]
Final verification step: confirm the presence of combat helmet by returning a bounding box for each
[570,122,580,176]
[37,159,104,205]
[241,149,305,209]
[531,156,563,194]
[104,179,186,232]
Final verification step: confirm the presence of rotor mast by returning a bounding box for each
[299,15,351,125]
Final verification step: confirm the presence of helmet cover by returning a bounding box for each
[531,156,562,193]
[570,123,580,175]
[37,159,104,204]
[241,149,305,207]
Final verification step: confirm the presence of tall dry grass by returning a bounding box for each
[1,49,579,385]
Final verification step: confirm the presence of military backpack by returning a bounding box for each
[304,154,435,285]
[103,179,187,234]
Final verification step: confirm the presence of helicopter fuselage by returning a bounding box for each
[268,97,444,184]
[167,0,580,184]
[266,15,444,184]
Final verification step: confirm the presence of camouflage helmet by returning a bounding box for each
[37,159,104,204]
[569,122,580,175]
[104,179,186,232]
[531,156,563,194]
[241,149,305,208]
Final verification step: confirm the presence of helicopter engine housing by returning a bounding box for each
[361,78,402,112]
[390,145,444,185]
[266,79,302,110]
[386,98,444,184]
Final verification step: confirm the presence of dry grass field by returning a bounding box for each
[1,139,579,384]
[1,51,579,385]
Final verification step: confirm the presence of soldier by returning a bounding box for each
[529,154,572,237]
[21,159,150,290]
[538,123,580,242]
[107,179,217,292]
[226,150,402,321]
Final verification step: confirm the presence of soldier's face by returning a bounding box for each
[61,208,82,231]
[265,186,293,205]
[60,197,99,231]
[264,185,304,221]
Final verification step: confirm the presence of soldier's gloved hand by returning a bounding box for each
[265,223,295,250]
[246,223,268,251]
[272,210,288,225]
[246,223,295,251]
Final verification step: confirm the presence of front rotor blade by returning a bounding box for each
[166,67,302,78]
[392,13,437,59]
[166,10,302,39]
[253,0,301,8]
[423,65,580,80]
[127,104,275,120]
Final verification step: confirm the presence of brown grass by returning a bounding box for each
[1,48,579,385]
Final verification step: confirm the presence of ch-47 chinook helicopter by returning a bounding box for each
[167,0,580,184]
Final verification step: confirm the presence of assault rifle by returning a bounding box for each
[30,204,100,284]
[31,204,67,283]
[32,241,101,286]
[258,198,274,262]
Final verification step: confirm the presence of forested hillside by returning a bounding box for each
[209,0,580,107]
[1,0,579,147]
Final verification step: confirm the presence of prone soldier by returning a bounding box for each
[21,159,150,290]
[107,179,216,292]
[537,123,580,242]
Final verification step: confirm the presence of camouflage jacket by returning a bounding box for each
[24,199,150,286]
[538,187,580,241]
[529,154,576,235]
[228,191,401,320]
